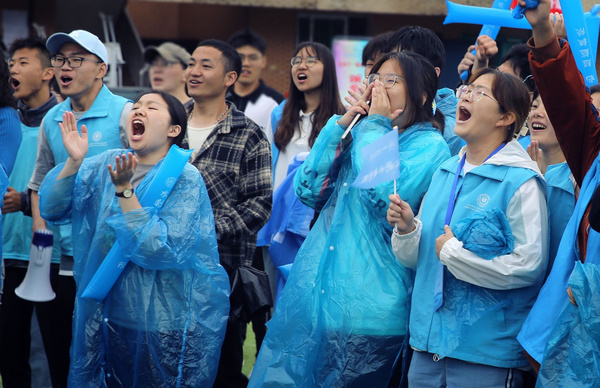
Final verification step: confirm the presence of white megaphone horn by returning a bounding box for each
[15,229,56,302]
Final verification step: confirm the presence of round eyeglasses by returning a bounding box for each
[290,56,319,68]
[456,85,499,104]
[367,73,404,89]
[51,55,103,68]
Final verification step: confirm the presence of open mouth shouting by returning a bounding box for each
[60,75,74,87]
[457,105,472,123]
[10,78,20,91]
[297,73,308,83]
[131,119,146,141]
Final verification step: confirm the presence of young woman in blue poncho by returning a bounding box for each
[526,95,576,274]
[388,68,548,387]
[248,51,450,388]
[38,91,230,387]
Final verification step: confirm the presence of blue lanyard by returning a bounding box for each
[444,143,505,225]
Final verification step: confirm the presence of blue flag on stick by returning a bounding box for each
[352,129,400,189]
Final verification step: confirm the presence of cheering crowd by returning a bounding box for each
[0,0,599,386]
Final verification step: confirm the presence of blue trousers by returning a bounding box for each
[408,350,525,388]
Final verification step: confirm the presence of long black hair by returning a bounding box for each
[274,42,345,152]
[370,51,445,133]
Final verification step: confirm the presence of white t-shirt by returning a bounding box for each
[273,110,314,190]
[187,123,216,159]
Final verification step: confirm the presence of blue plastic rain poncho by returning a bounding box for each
[536,262,600,387]
[257,152,314,269]
[38,148,230,388]
[453,208,515,260]
[248,114,450,387]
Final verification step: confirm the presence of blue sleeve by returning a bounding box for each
[38,164,77,224]
[395,131,451,211]
[293,114,347,210]
[105,167,219,271]
[0,107,22,179]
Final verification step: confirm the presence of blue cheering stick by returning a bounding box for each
[459,0,511,81]
[512,0,539,19]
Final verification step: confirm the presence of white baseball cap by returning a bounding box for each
[46,30,109,64]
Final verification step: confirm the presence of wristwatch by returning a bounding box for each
[115,187,134,198]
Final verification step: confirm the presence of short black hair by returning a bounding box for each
[197,39,242,77]
[362,32,393,66]
[500,44,532,81]
[134,90,188,147]
[9,35,52,69]
[227,30,267,55]
[384,26,446,73]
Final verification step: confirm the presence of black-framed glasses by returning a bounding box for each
[290,56,319,68]
[367,73,404,89]
[50,55,103,68]
[456,85,499,104]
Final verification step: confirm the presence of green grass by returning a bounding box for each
[242,322,257,377]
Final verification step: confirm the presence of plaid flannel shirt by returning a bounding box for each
[185,104,273,276]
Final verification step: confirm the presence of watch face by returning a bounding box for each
[123,188,133,198]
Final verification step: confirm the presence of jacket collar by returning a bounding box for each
[52,84,112,122]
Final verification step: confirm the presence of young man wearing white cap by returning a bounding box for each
[144,42,192,108]
[26,29,131,387]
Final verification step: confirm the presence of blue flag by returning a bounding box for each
[352,129,400,189]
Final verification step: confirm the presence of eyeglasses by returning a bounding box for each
[456,85,499,104]
[367,73,404,89]
[291,56,319,68]
[51,55,103,68]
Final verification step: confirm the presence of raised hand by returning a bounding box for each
[338,100,370,127]
[457,45,476,77]
[344,81,368,109]
[59,111,88,163]
[475,35,499,63]
[387,194,415,233]
[108,153,137,191]
[549,12,566,39]
[527,139,545,173]
[519,0,554,54]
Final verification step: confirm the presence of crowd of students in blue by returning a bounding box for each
[0,0,599,386]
